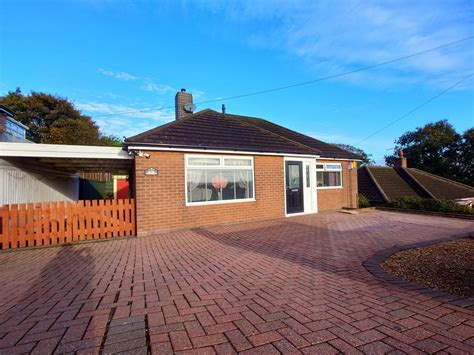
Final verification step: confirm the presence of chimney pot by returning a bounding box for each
[222,104,226,114]
[396,150,407,168]
[175,89,193,120]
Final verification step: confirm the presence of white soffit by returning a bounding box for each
[0,142,132,160]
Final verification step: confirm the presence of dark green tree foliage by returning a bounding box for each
[332,144,375,165]
[98,134,123,147]
[385,120,473,185]
[458,128,474,186]
[0,88,120,146]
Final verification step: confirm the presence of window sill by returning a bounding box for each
[186,198,256,207]
[317,186,343,190]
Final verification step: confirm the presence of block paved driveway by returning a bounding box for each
[1,211,473,354]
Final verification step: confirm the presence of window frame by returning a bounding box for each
[5,119,26,139]
[185,154,256,206]
[316,163,343,189]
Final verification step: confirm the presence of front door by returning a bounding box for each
[286,161,304,214]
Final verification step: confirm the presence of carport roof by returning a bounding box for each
[0,142,132,173]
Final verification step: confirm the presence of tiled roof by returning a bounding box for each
[126,109,361,159]
[234,114,361,159]
[408,169,474,200]
[367,167,421,200]
[358,166,474,204]
[357,167,386,204]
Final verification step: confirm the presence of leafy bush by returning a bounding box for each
[358,194,371,208]
[387,196,473,215]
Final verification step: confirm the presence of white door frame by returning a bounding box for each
[283,157,318,217]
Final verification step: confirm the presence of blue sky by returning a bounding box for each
[1,0,473,164]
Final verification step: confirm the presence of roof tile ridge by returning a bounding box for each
[400,168,436,199]
[410,168,474,190]
[230,115,321,155]
[365,166,390,202]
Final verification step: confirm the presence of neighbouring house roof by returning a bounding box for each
[358,166,474,204]
[0,104,15,117]
[0,104,30,143]
[125,109,361,159]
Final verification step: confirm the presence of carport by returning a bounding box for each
[0,142,135,249]
[0,142,132,172]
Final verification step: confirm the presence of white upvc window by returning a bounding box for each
[185,155,255,206]
[316,163,343,189]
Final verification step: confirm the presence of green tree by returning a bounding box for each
[332,144,375,165]
[98,134,123,147]
[458,128,473,185]
[385,120,472,185]
[0,88,120,146]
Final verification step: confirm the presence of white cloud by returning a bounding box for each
[77,101,175,137]
[195,0,474,90]
[97,68,184,96]
[141,81,176,94]
[98,68,138,81]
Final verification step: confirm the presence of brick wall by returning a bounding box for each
[316,160,358,210]
[134,151,285,235]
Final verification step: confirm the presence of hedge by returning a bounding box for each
[386,196,473,215]
[358,194,371,208]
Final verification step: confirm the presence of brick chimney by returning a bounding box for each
[175,89,194,120]
[395,150,407,168]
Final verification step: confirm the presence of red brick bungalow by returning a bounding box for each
[125,90,361,236]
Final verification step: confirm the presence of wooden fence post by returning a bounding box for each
[18,204,26,248]
[1,205,10,250]
[43,202,50,246]
[58,201,65,244]
[10,204,18,249]
[34,202,42,247]
[112,199,118,237]
[50,201,57,245]
[77,200,85,241]
[27,203,34,247]
[99,200,105,239]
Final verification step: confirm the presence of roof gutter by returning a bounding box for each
[126,145,320,158]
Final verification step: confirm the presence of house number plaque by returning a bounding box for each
[144,167,158,176]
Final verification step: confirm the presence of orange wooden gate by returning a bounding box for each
[0,199,136,250]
